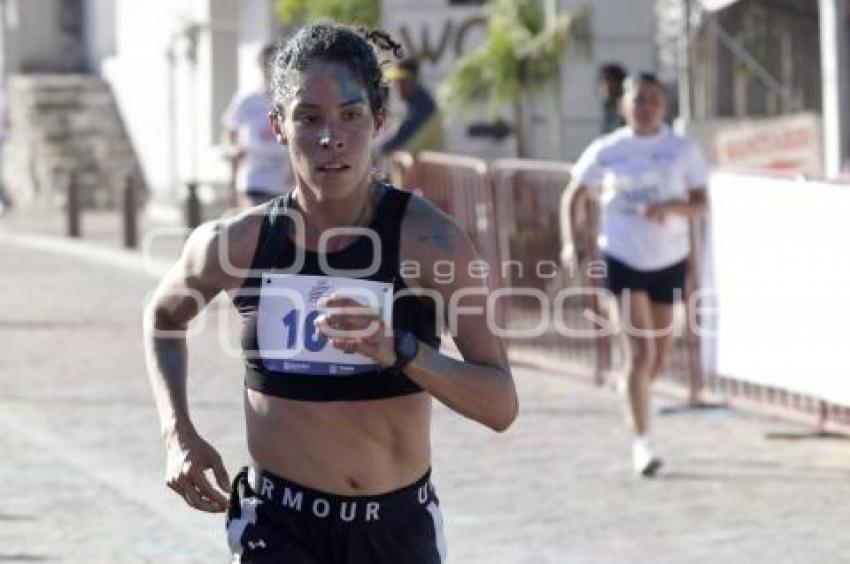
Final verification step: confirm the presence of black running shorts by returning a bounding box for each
[226,466,446,563]
[605,255,688,304]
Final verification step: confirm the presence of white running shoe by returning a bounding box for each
[632,438,663,477]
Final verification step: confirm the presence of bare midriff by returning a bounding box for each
[244,389,432,495]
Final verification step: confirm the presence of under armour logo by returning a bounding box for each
[247,539,266,550]
[227,498,262,554]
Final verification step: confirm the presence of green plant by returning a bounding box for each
[275,0,381,28]
[438,0,591,156]
[440,0,590,115]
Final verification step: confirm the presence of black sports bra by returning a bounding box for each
[232,184,441,401]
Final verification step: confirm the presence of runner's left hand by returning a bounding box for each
[314,295,397,367]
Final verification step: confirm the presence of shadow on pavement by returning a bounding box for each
[0,513,38,522]
[657,401,732,416]
[656,468,849,484]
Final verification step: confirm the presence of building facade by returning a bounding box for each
[382,0,656,161]
[1,0,845,206]
[2,0,276,205]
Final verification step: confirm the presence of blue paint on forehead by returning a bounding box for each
[335,72,365,104]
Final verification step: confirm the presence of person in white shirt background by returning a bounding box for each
[564,73,709,477]
[222,44,294,207]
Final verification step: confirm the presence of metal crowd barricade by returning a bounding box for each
[488,159,610,383]
[403,151,850,433]
[411,155,627,388]
[414,152,505,317]
[411,153,704,396]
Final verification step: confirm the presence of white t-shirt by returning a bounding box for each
[571,125,710,270]
[222,90,291,195]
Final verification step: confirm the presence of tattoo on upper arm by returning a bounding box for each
[417,216,455,252]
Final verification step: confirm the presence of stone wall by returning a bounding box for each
[3,74,145,209]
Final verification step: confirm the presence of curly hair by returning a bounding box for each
[271,22,404,117]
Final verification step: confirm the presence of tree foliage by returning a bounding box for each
[438,0,591,117]
[274,0,381,28]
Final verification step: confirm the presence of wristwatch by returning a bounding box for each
[391,330,419,372]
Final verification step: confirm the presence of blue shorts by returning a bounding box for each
[226,466,446,563]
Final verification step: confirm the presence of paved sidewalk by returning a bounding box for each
[2,219,850,563]
[0,205,191,264]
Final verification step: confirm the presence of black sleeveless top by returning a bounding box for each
[232,184,441,401]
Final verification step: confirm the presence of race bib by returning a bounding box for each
[601,170,662,215]
[256,274,393,376]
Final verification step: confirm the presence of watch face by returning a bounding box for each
[397,331,418,363]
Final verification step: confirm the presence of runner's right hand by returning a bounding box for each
[164,429,231,513]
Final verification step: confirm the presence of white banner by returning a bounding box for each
[702,172,850,405]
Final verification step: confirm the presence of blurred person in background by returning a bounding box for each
[598,63,627,135]
[564,73,708,477]
[222,43,293,207]
[377,58,445,158]
[558,64,628,267]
